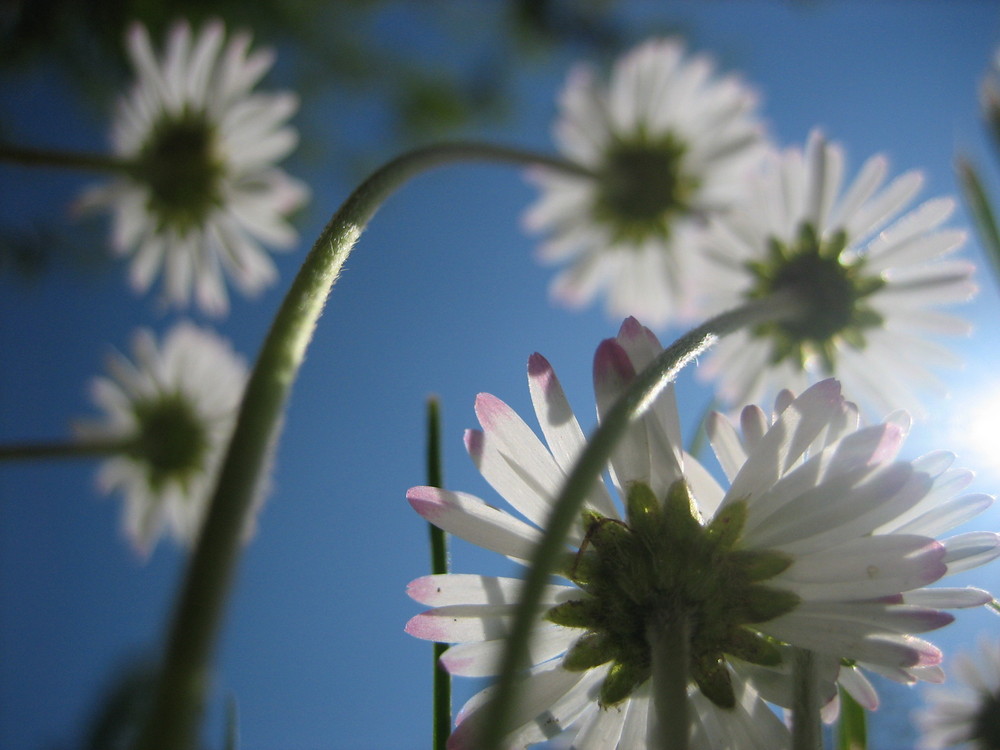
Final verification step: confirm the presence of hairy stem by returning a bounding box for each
[792,649,822,750]
[0,437,132,461]
[0,143,132,173]
[132,141,590,750]
[649,612,690,750]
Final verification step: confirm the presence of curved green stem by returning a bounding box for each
[0,437,132,461]
[479,291,804,750]
[132,142,590,750]
[0,143,132,173]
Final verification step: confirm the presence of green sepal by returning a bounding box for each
[738,584,800,623]
[625,481,661,531]
[705,500,747,549]
[728,548,793,582]
[545,599,601,630]
[821,228,848,260]
[797,222,820,256]
[587,517,631,556]
[663,480,700,540]
[693,656,735,709]
[725,627,783,667]
[599,660,649,707]
[853,306,884,327]
[563,632,614,672]
[839,327,867,350]
[566,549,600,587]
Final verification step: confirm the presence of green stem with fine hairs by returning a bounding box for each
[478,290,805,750]
[131,142,591,750]
[425,397,451,750]
[0,143,133,173]
[0,437,134,461]
[649,612,690,750]
[791,649,822,750]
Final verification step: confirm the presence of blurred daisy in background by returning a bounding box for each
[76,322,248,555]
[77,20,309,315]
[523,38,767,327]
[916,637,1000,749]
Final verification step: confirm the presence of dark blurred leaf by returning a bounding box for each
[957,155,1000,293]
[81,658,159,750]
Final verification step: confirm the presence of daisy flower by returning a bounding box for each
[523,38,767,327]
[699,130,976,418]
[916,638,1000,749]
[76,322,248,554]
[77,19,309,315]
[405,318,997,749]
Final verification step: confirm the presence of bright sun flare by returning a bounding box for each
[950,389,1000,481]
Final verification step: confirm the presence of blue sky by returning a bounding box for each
[2,3,1000,749]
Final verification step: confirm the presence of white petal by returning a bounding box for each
[406,486,542,560]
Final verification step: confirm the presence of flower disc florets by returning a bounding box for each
[549,481,796,709]
[748,223,885,372]
[594,135,697,244]
[135,109,223,234]
[128,390,210,491]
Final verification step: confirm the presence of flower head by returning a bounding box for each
[523,38,767,327]
[77,322,248,554]
[917,638,1000,749]
[699,130,976,417]
[406,318,997,749]
[78,20,309,315]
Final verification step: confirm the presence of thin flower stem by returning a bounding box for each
[836,685,867,750]
[0,143,133,173]
[791,649,822,750]
[132,141,592,750]
[426,396,451,750]
[0,437,133,461]
[649,612,690,750]
[478,290,805,750]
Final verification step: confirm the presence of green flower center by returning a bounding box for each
[747,223,885,372]
[135,110,223,234]
[547,480,798,709]
[129,392,209,491]
[972,690,1000,750]
[593,134,698,245]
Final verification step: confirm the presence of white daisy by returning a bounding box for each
[77,19,309,315]
[76,322,248,554]
[699,130,976,418]
[523,38,767,327]
[916,638,1000,749]
[405,318,997,748]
